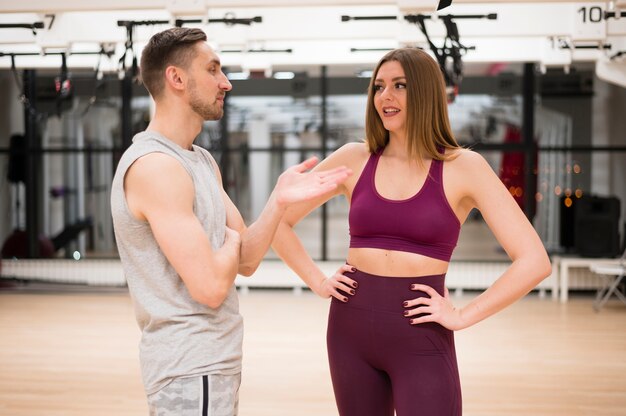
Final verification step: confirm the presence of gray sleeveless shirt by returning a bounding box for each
[110,131,242,395]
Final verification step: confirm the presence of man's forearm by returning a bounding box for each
[214,239,241,284]
[237,192,285,276]
[186,229,240,309]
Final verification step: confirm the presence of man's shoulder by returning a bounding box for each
[191,145,221,172]
[120,132,184,164]
[191,144,213,158]
[131,131,168,149]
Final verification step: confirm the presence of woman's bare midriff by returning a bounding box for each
[347,247,449,277]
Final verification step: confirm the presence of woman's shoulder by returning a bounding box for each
[444,147,488,168]
[336,141,370,156]
[442,148,495,185]
[322,141,370,168]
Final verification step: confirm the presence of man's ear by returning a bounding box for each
[164,66,186,92]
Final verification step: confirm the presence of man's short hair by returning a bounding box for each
[140,27,207,98]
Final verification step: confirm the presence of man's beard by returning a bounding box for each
[188,78,223,121]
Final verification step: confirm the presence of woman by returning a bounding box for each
[272,48,551,416]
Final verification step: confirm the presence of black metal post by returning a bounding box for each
[522,63,537,221]
[321,65,329,260]
[121,71,133,150]
[23,69,41,257]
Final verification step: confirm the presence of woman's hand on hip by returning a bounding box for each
[403,284,466,331]
[316,264,358,302]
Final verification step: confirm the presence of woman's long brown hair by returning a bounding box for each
[364,48,460,161]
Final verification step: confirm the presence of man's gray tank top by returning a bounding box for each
[110,131,242,395]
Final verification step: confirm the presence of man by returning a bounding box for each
[110,27,350,416]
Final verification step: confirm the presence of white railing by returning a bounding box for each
[0,258,562,298]
[0,258,126,286]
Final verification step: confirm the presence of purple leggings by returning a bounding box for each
[327,269,462,416]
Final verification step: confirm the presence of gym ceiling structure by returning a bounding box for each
[0,2,625,414]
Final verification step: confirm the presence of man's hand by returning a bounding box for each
[224,226,242,249]
[274,157,352,207]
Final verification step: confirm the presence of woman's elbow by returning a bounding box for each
[516,250,552,283]
[533,252,553,282]
[541,256,553,280]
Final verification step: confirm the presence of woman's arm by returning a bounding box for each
[272,143,368,299]
[405,150,552,330]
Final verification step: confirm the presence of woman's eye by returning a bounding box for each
[374,85,384,92]
[396,83,406,89]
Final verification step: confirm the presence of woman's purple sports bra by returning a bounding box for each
[349,148,461,262]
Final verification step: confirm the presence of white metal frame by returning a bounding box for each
[590,249,626,311]
[0,1,624,86]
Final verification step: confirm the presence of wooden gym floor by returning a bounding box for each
[0,284,625,416]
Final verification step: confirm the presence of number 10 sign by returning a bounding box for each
[572,3,607,41]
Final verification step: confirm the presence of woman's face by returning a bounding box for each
[373,60,407,137]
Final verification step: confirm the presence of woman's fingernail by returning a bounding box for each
[403,311,409,316]
[403,301,409,307]
[411,285,416,290]
[350,289,355,295]
[343,297,348,302]
[352,282,358,288]
[351,267,356,272]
